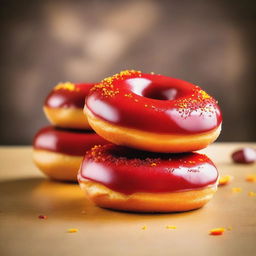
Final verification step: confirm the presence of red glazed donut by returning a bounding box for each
[33,126,107,181]
[44,82,94,130]
[78,144,219,212]
[84,70,222,152]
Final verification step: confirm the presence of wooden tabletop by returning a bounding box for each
[0,143,256,256]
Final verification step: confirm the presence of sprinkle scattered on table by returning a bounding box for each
[218,175,233,186]
[67,228,78,233]
[246,174,256,182]
[38,215,48,219]
[209,228,226,236]
[166,225,177,229]
[248,191,256,197]
[232,187,242,193]
[141,225,147,230]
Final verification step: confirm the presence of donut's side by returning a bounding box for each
[44,106,91,130]
[84,107,221,153]
[33,149,82,182]
[79,179,218,212]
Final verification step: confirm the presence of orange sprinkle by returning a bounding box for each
[67,228,78,233]
[151,163,157,166]
[232,187,242,193]
[209,228,225,236]
[218,175,233,186]
[166,225,177,229]
[248,191,256,197]
[246,174,256,182]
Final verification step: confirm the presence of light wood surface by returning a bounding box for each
[0,143,256,256]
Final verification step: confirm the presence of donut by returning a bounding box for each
[84,70,222,153]
[33,126,107,181]
[44,82,94,129]
[78,144,219,212]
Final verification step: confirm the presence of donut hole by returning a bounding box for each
[126,78,178,101]
[142,86,178,100]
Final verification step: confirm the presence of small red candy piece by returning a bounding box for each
[38,215,48,219]
[232,148,256,164]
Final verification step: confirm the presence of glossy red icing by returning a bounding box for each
[45,82,94,109]
[78,144,219,194]
[86,70,222,134]
[33,126,107,156]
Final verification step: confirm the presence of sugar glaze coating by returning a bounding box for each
[86,70,222,134]
[78,144,219,194]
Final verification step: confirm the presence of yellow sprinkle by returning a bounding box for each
[227,226,232,231]
[91,70,140,97]
[166,225,176,229]
[218,175,233,186]
[67,228,78,233]
[54,82,77,91]
[199,90,211,100]
[232,187,242,193]
[124,93,133,98]
[142,225,147,230]
[248,191,256,197]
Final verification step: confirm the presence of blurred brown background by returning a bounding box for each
[0,0,255,145]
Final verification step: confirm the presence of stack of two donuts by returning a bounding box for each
[78,70,223,212]
[33,82,107,182]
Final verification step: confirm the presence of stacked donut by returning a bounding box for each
[78,70,222,212]
[33,82,107,182]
